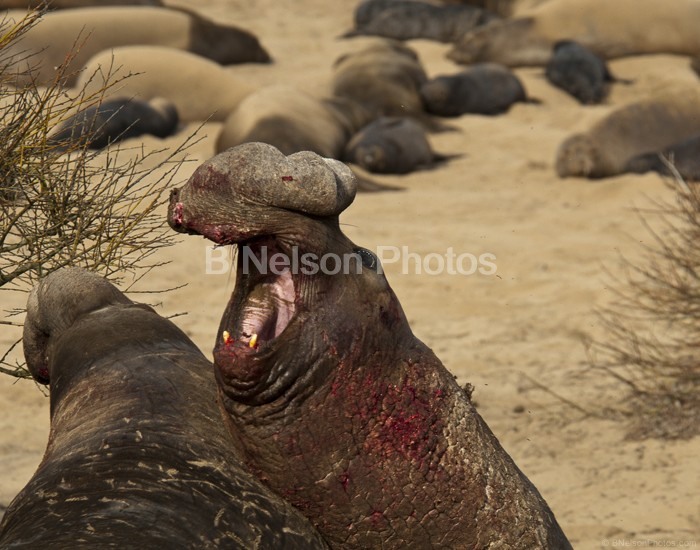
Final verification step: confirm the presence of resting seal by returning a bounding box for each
[624,134,700,182]
[0,268,328,548]
[448,0,700,67]
[5,6,270,87]
[167,142,572,548]
[49,96,178,149]
[556,88,700,178]
[76,46,255,122]
[344,117,457,174]
[343,0,497,43]
[420,63,530,116]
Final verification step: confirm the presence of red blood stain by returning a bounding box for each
[338,472,350,492]
[281,175,294,181]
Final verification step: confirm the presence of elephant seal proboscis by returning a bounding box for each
[624,133,700,182]
[332,39,451,132]
[343,0,498,43]
[0,268,328,548]
[167,142,573,549]
[49,96,178,149]
[5,6,270,87]
[448,0,700,67]
[420,63,532,116]
[556,88,700,178]
[344,116,458,174]
[77,46,255,122]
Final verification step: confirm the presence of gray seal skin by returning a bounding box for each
[343,0,498,43]
[420,63,529,117]
[49,97,178,149]
[545,40,615,105]
[624,134,700,181]
[167,142,573,549]
[332,40,451,132]
[344,116,456,174]
[0,268,329,549]
[556,88,700,179]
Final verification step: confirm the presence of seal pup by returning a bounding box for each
[76,46,255,122]
[0,268,328,549]
[167,142,573,549]
[344,116,458,173]
[624,134,700,182]
[420,63,531,116]
[343,0,498,43]
[49,96,178,149]
[556,88,700,178]
[332,40,450,132]
[448,0,700,67]
[545,40,620,104]
[5,6,270,87]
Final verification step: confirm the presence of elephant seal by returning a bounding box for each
[49,96,178,149]
[343,0,498,43]
[332,40,450,132]
[344,117,457,174]
[624,134,700,182]
[5,6,270,87]
[556,88,700,178]
[76,46,255,122]
[167,142,573,548]
[420,63,530,116]
[0,268,328,549]
[545,40,616,105]
[216,85,373,158]
[448,0,700,67]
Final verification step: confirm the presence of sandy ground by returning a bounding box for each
[1,1,700,548]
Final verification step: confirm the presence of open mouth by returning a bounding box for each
[214,238,297,360]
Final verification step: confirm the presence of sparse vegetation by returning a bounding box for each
[590,166,700,440]
[0,10,196,378]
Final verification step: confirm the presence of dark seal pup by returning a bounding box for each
[420,63,530,116]
[343,0,498,43]
[545,40,617,104]
[49,97,178,149]
[624,133,700,181]
[344,116,457,174]
[0,268,328,549]
[168,142,573,549]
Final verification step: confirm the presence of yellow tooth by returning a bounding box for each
[249,333,258,348]
[222,330,231,344]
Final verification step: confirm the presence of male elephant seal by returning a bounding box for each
[420,63,531,116]
[76,46,255,122]
[5,6,270,87]
[545,40,617,105]
[167,142,573,548]
[344,117,458,174]
[332,40,450,132]
[49,96,178,149]
[624,134,700,182]
[556,88,700,179]
[343,0,498,43]
[448,0,700,67]
[0,268,328,548]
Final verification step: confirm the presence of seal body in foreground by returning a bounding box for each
[420,63,529,116]
[545,40,615,104]
[345,0,498,43]
[168,142,573,549]
[556,87,700,178]
[344,117,456,174]
[49,97,178,149]
[624,133,700,181]
[0,268,328,549]
[448,0,700,67]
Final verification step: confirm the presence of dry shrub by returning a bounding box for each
[0,9,199,378]
[591,169,700,439]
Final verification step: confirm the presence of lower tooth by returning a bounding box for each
[249,333,258,348]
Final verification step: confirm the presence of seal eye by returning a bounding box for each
[354,247,379,271]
